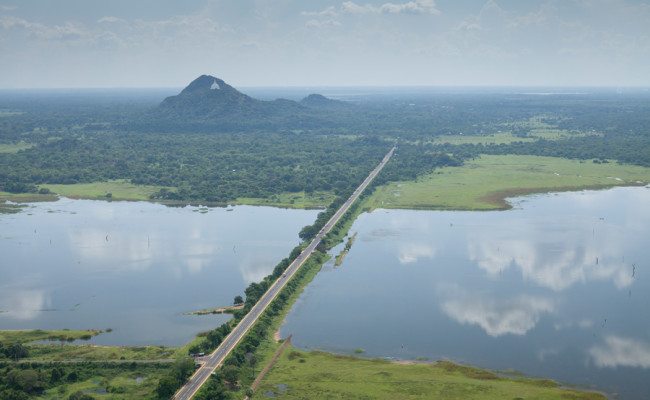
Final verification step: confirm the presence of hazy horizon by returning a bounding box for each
[1,0,649,89]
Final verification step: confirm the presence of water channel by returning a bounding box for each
[280,186,650,399]
[0,198,318,346]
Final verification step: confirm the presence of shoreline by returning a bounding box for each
[184,304,244,315]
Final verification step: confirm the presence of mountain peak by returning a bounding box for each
[157,75,309,125]
[180,75,234,94]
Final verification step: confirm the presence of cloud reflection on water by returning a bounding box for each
[468,227,633,291]
[398,242,436,264]
[589,335,650,369]
[439,285,555,337]
[0,288,50,320]
[68,228,154,271]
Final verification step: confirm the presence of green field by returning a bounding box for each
[234,190,335,208]
[368,155,650,210]
[0,192,58,213]
[4,361,170,400]
[255,350,606,400]
[0,329,188,361]
[36,181,335,208]
[41,180,172,201]
[25,344,182,361]
[431,131,537,145]
[0,141,34,153]
[37,369,162,400]
[0,329,103,345]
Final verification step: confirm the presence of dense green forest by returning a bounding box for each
[1,87,650,204]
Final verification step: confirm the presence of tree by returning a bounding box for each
[156,375,177,399]
[194,377,228,400]
[172,357,196,381]
[299,224,317,242]
[6,370,44,394]
[50,367,63,383]
[6,342,28,361]
[233,295,244,305]
[245,352,257,379]
[66,370,79,382]
[221,365,240,386]
[68,391,95,400]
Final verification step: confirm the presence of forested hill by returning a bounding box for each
[150,75,349,130]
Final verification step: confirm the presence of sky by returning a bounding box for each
[0,0,649,88]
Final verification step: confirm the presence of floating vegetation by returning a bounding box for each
[335,232,357,267]
[0,202,27,214]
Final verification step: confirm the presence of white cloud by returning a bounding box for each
[305,18,341,29]
[301,6,338,17]
[2,0,650,87]
[309,0,440,16]
[589,336,650,368]
[97,16,127,24]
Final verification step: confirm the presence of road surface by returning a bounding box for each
[172,146,395,400]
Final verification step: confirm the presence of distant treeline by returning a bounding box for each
[2,90,650,201]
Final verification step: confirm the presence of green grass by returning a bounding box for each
[234,190,335,208]
[0,141,34,153]
[0,329,187,361]
[255,351,606,400]
[25,344,179,361]
[429,116,600,146]
[0,192,58,204]
[36,366,166,399]
[37,181,334,208]
[0,110,24,117]
[42,180,172,201]
[431,131,536,145]
[0,329,102,345]
[367,155,650,210]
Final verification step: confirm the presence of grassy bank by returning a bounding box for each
[0,192,58,213]
[41,180,171,201]
[368,154,650,210]
[235,190,334,209]
[0,329,185,361]
[25,344,181,361]
[255,350,606,400]
[8,180,334,208]
[0,329,103,345]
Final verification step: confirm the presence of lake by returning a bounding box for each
[280,186,650,399]
[0,198,318,346]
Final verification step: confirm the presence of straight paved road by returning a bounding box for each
[172,146,396,400]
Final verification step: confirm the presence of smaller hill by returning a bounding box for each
[300,94,349,109]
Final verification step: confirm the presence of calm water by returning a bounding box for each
[280,186,650,399]
[0,198,318,346]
